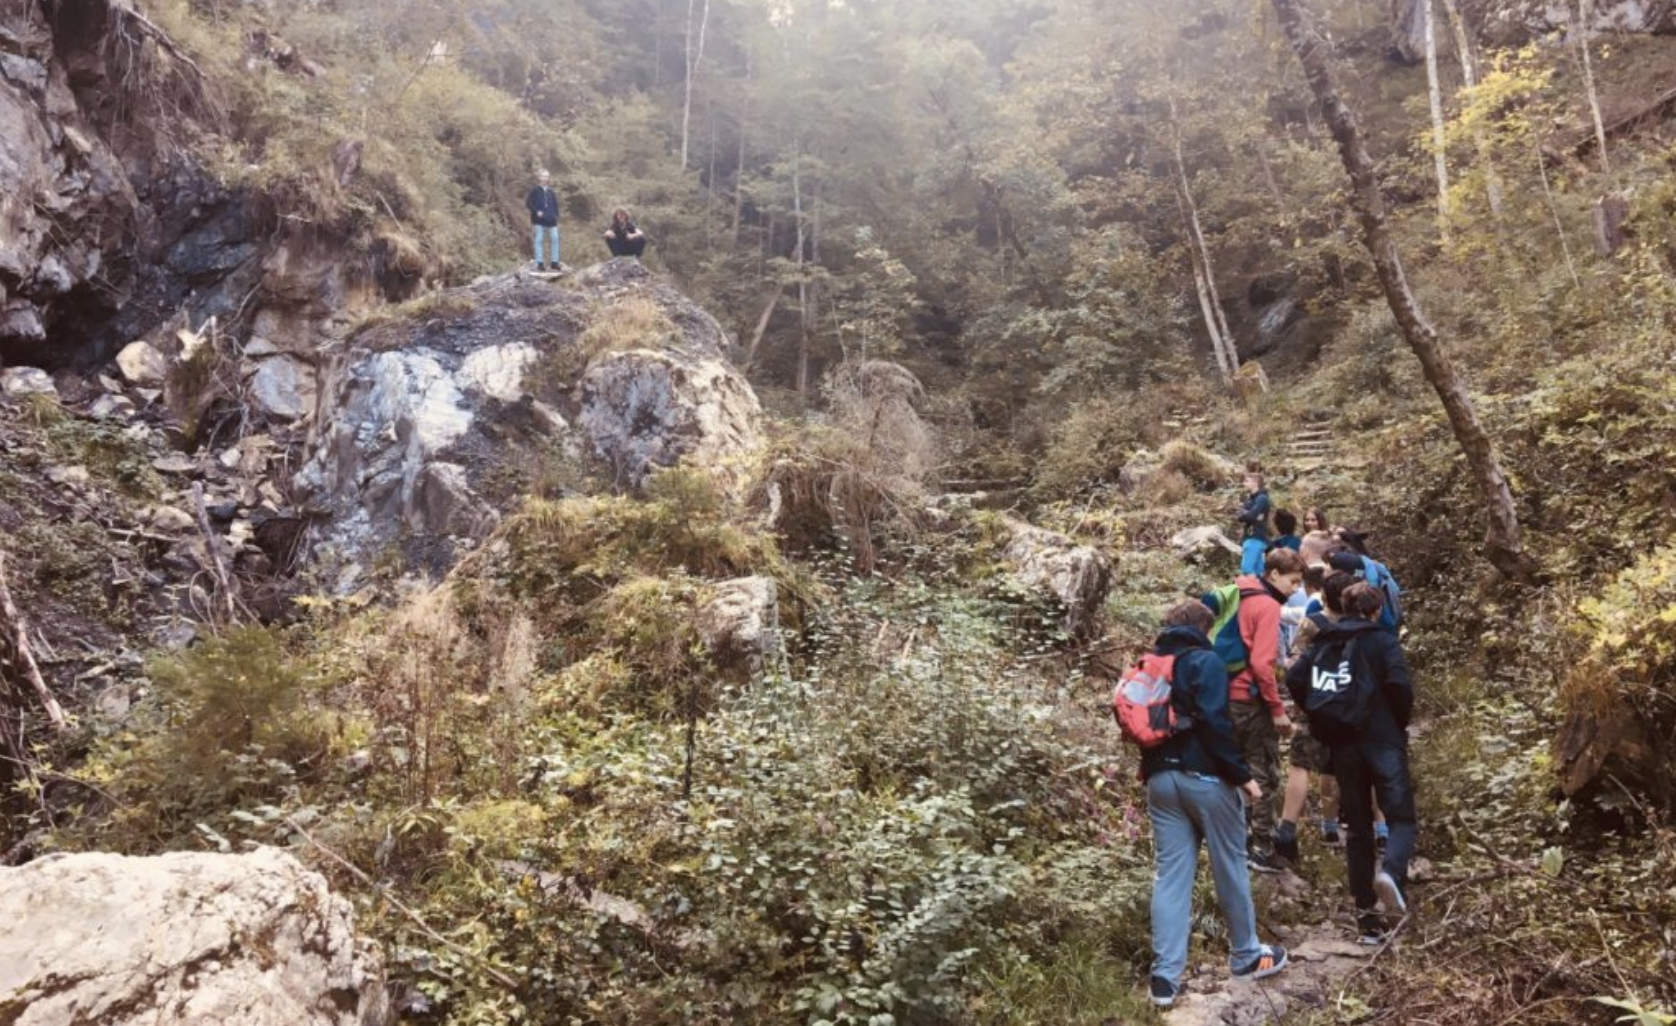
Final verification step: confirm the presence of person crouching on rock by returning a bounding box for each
[604,208,647,258]
[526,169,561,272]
[1141,600,1289,1009]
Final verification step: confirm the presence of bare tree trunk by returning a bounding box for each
[731,51,751,247]
[1439,0,1503,218]
[1271,0,1537,580]
[1533,131,1584,289]
[1422,0,1451,233]
[705,99,717,250]
[746,284,786,365]
[792,143,810,395]
[680,0,711,170]
[1168,103,1239,379]
[1575,0,1611,174]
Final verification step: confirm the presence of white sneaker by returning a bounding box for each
[1374,869,1407,915]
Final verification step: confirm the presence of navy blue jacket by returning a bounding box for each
[526,185,559,227]
[1237,489,1271,542]
[1140,626,1252,786]
[1283,617,1414,746]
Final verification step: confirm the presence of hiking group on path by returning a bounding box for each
[1115,470,1415,1010]
[525,169,647,273]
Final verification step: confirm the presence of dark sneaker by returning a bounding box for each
[1248,849,1286,874]
[1149,975,1180,1008]
[1233,944,1289,980]
[1274,822,1300,863]
[1374,869,1407,915]
[1356,912,1388,946]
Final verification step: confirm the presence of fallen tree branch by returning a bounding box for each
[284,816,520,989]
[0,550,69,731]
[191,481,239,627]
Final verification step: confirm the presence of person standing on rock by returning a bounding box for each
[526,169,561,272]
[1139,600,1289,1009]
[604,208,647,259]
[1236,471,1272,576]
[1285,581,1417,945]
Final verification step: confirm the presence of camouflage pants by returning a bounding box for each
[1231,699,1282,857]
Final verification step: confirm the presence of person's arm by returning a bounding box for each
[1186,652,1252,786]
[1284,649,1313,708]
[1380,636,1415,730]
[526,188,539,216]
[1244,600,1289,723]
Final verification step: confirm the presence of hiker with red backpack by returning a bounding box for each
[1284,581,1417,944]
[1202,547,1306,871]
[1116,600,1289,1009]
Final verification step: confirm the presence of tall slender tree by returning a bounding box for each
[1270,0,1537,579]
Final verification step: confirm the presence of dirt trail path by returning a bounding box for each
[1164,920,1376,1025]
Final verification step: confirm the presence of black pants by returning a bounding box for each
[1331,741,1418,915]
[607,235,646,258]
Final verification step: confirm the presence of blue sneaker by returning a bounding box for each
[1321,818,1342,846]
[1233,944,1289,980]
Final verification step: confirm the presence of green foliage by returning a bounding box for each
[506,466,775,602]
[70,627,338,842]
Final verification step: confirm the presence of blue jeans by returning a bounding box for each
[532,224,560,266]
[1332,741,1418,914]
[1240,538,1268,576]
[1148,770,1263,985]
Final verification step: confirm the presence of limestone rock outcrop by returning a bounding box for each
[998,517,1112,638]
[298,259,761,572]
[698,575,781,673]
[0,3,136,362]
[0,846,390,1026]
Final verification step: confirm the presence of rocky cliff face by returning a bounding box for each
[1469,0,1675,42]
[297,259,762,575]
[0,0,420,372]
[0,847,390,1026]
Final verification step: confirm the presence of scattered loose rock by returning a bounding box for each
[0,366,57,398]
[116,340,169,386]
[998,516,1112,637]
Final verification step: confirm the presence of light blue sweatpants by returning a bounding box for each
[1148,770,1264,985]
[532,224,561,266]
[1240,538,1268,576]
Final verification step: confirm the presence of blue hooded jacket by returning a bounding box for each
[1139,625,1253,786]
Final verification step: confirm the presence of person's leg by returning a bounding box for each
[626,236,646,257]
[1332,743,1379,918]
[547,225,562,267]
[1366,743,1418,894]
[1183,772,1264,972]
[1321,772,1341,841]
[1241,538,1267,575]
[1147,772,1202,989]
[1231,701,1281,860]
[532,225,545,266]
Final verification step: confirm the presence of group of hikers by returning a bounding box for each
[1115,468,1415,1009]
[524,168,646,272]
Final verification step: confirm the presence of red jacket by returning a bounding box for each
[1230,575,1285,718]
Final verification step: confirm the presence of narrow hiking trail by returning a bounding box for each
[1155,445,1417,1025]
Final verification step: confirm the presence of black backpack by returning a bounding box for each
[1301,634,1377,740]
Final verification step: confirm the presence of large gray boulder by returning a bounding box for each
[999,517,1113,638]
[0,846,390,1026]
[297,259,761,571]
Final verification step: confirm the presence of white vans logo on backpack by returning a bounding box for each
[1312,660,1353,695]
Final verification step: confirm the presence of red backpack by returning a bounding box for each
[1112,652,1190,748]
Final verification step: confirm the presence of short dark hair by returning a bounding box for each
[1303,564,1328,592]
[1342,581,1385,620]
[1265,548,1306,576]
[1322,571,1358,615]
[1274,509,1298,535]
[1163,600,1215,634]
